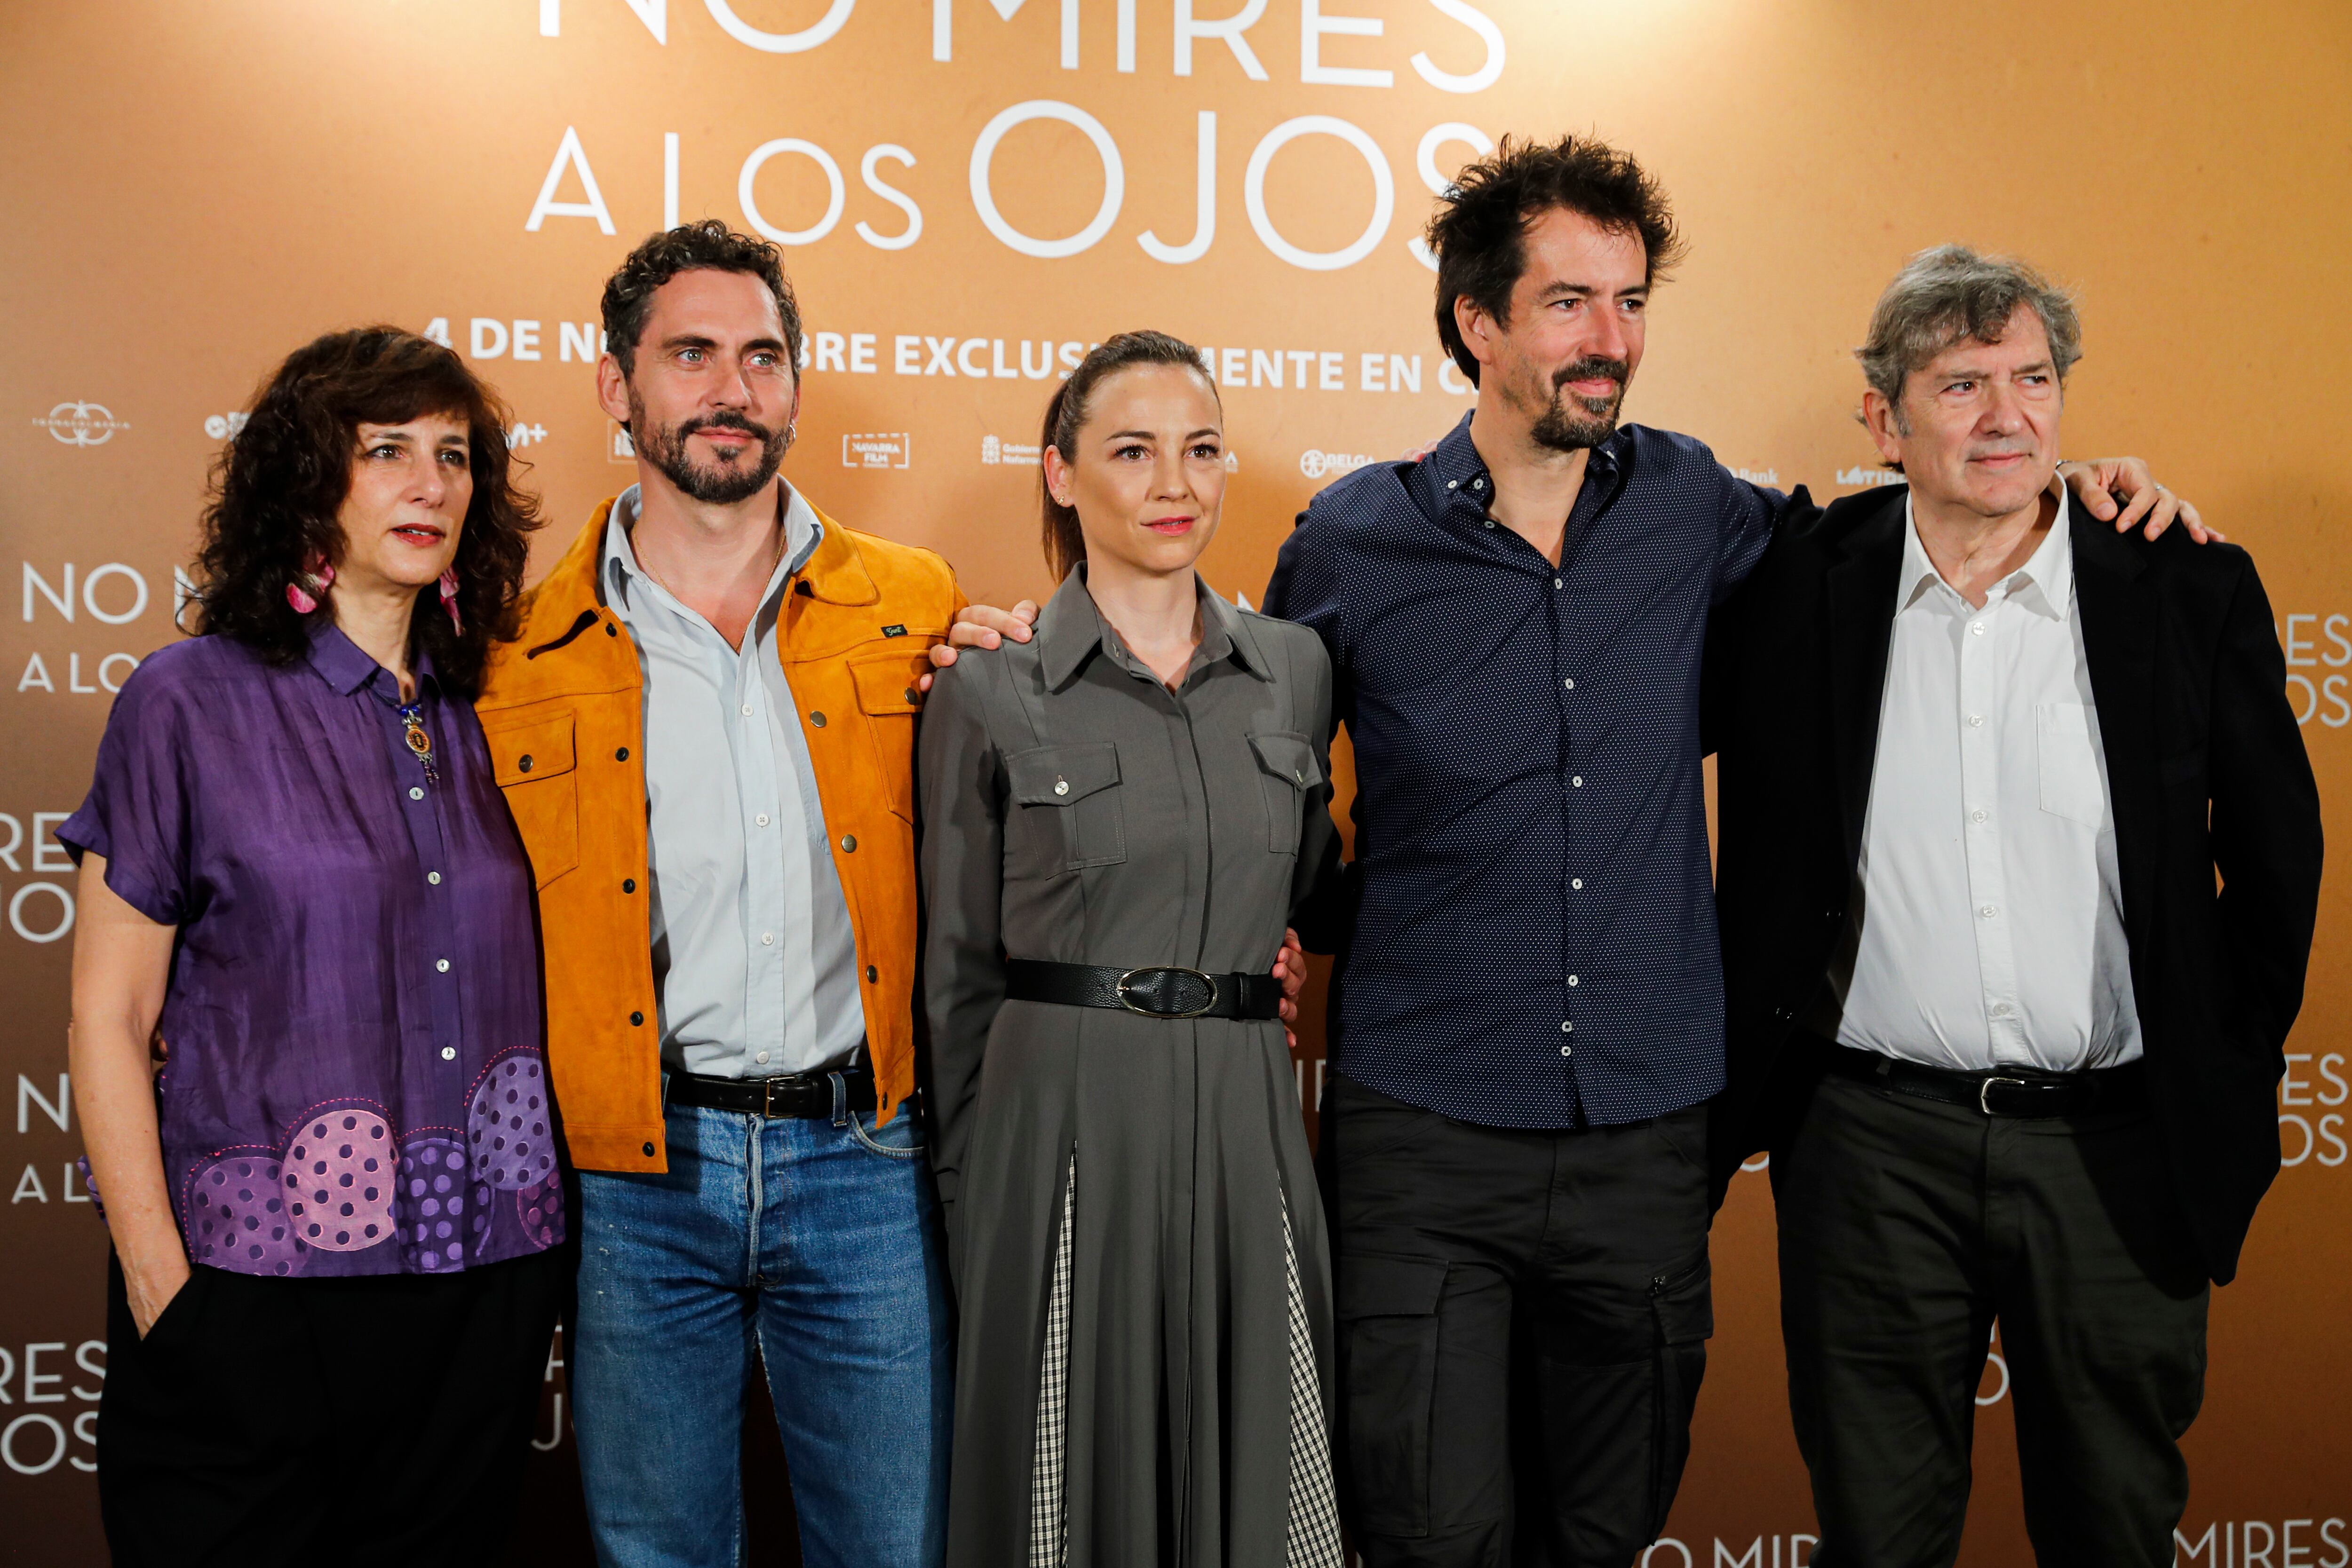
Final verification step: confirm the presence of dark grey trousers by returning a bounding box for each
[1774,1069,2212,1568]
[1322,1072,1713,1568]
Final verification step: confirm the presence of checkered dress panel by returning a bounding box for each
[1028,1152,1076,1568]
[1283,1200,1345,1568]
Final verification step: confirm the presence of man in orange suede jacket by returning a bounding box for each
[477,223,964,1568]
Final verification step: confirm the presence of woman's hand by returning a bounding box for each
[123,1252,192,1339]
[1273,927,1309,1050]
[69,853,192,1340]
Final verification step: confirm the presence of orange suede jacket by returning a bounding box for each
[477,497,964,1173]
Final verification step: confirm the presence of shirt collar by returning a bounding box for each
[1422,410,1627,520]
[600,479,823,616]
[304,619,438,702]
[1898,487,2074,622]
[1036,565,1270,692]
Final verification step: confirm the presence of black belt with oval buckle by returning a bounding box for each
[667,1066,877,1119]
[1004,959,1283,1021]
[1821,1040,2146,1119]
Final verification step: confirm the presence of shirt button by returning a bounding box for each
[1992,1002,2013,1016]
[1560,1020,1574,1032]
[755,813,771,827]
[440,1046,456,1061]
[1567,975,1580,988]
[741,704,755,716]
[408,786,425,801]
[1980,905,1998,919]
[756,1051,771,1065]
[840,834,857,852]
[1970,622,1986,636]
[1447,479,1458,490]
[1571,776,1583,788]
[1562,678,1574,690]
[1553,577,1563,589]
[1571,878,1584,890]
[1483,520,1496,530]
[427,871,441,886]
[1971,808,1988,823]
[1560,1044,1573,1057]
[1967,714,1985,728]
[810,711,827,727]
[435,959,451,973]
[761,932,775,946]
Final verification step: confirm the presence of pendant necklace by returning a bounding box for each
[397,698,440,786]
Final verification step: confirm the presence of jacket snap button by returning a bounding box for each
[904,687,920,704]
[616,746,629,761]
[810,711,826,727]
[840,834,858,852]
[1054,778,1069,796]
[641,1141,655,1156]
[623,879,637,894]
[606,624,619,637]
[629,1011,645,1026]
[517,755,533,772]
[866,966,879,982]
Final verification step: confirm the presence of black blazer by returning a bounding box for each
[1704,484,2321,1284]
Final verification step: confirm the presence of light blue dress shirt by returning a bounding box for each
[603,483,864,1079]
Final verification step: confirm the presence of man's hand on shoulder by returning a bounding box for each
[917,601,1040,692]
[2059,458,2223,544]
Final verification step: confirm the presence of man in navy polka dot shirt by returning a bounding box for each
[1264,135,2186,1568]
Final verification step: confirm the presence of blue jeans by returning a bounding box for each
[571,1077,953,1568]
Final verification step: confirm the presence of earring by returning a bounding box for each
[286,555,334,615]
[439,567,463,634]
[784,420,798,446]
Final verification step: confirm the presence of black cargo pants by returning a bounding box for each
[1320,1072,1713,1568]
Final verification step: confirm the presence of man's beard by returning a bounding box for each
[631,401,790,505]
[1528,355,1632,452]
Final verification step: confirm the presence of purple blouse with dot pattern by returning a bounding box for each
[59,625,562,1278]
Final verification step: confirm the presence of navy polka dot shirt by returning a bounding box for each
[1265,412,1791,1128]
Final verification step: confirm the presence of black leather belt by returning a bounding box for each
[667,1066,876,1119]
[1004,959,1283,1021]
[1821,1040,2146,1119]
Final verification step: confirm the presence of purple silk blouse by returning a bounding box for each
[60,625,561,1278]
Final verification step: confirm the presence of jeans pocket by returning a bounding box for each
[1646,1247,1713,1538]
[846,1107,927,1160]
[1336,1252,1449,1538]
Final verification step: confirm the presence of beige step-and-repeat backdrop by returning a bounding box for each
[3,1,2347,1561]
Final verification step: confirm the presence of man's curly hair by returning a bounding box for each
[1425,135,1686,385]
[188,327,541,697]
[601,220,802,381]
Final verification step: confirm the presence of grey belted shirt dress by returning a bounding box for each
[919,568,1346,1568]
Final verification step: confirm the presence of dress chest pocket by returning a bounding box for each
[2035,702,2109,830]
[1247,730,1321,856]
[1005,743,1126,875]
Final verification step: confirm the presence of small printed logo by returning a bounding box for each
[882,624,908,638]
[844,432,912,470]
[1299,449,1373,480]
[509,422,549,450]
[203,412,250,441]
[1732,466,1779,487]
[1836,465,1903,488]
[981,435,1042,467]
[36,401,128,447]
[607,422,636,463]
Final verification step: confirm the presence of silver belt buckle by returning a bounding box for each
[1116,966,1220,1019]
[1978,1075,2026,1116]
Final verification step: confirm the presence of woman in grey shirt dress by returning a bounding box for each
[920,332,1346,1567]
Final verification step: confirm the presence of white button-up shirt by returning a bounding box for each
[1819,491,2144,1072]
[604,483,864,1080]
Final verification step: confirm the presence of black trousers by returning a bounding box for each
[1774,1070,2212,1568]
[98,1248,562,1568]
[1321,1072,1713,1568]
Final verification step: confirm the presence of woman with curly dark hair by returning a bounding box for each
[58,327,559,1568]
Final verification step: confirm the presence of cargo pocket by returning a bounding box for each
[1247,730,1322,856]
[1005,743,1126,874]
[1645,1248,1713,1539]
[850,651,930,822]
[1336,1252,1448,1538]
